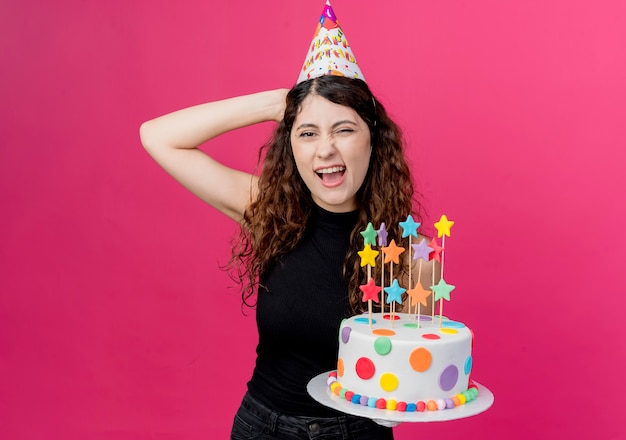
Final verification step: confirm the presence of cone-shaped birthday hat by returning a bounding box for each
[296,0,365,83]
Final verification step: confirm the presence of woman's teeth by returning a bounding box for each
[317,166,346,174]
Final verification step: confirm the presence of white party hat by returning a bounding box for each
[297,1,365,83]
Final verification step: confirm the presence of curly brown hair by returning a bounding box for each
[229,76,422,312]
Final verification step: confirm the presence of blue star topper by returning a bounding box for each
[384,279,406,304]
[399,215,420,238]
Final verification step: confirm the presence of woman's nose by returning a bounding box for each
[316,135,336,158]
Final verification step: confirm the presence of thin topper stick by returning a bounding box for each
[389,262,394,325]
[428,237,443,322]
[381,239,405,325]
[377,223,388,314]
[417,259,422,325]
[408,238,433,324]
[431,261,436,321]
[439,235,446,326]
[400,214,420,315]
[431,215,455,327]
[368,265,372,326]
[381,250,386,314]
[408,235,412,314]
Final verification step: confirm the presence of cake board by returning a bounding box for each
[307,371,494,423]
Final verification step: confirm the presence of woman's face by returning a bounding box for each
[290,94,371,213]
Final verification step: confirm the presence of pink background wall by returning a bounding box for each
[2,0,625,438]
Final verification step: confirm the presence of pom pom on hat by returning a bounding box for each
[297,1,365,83]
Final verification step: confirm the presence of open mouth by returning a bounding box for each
[316,166,346,184]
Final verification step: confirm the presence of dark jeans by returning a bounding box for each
[231,392,394,440]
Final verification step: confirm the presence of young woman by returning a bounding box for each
[140,75,435,439]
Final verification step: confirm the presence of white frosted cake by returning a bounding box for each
[329,312,477,412]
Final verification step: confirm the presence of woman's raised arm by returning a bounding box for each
[140,88,288,221]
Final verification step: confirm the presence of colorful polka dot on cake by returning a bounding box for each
[355,357,375,379]
[373,337,392,355]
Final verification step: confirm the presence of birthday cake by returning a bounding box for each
[327,215,479,413]
[330,313,476,412]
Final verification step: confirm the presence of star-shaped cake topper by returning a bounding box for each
[428,238,444,263]
[359,278,382,303]
[412,238,433,261]
[431,278,456,302]
[360,222,377,246]
[382,239,405,265]
[434,214,455,238]
[407,282,432,307]
[358,244,379,267]
[376,223,388,247]
[399,214,420,238]
[384,279,406,304]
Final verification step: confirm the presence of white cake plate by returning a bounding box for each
[307,372,494,423]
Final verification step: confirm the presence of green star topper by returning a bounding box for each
[360,222,378,247]
[431,278,456,302]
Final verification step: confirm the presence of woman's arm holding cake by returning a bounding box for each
[139,89,288,221]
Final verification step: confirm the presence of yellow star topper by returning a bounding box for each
[434,214,455,238]
[358,244,379,267]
